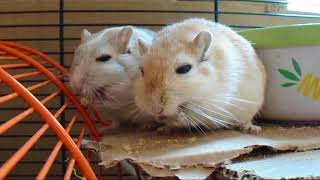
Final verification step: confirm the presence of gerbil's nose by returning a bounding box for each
[156,107,164,115]
[152,105,164,115]
[69,79,81,94]
[155,108,168,120]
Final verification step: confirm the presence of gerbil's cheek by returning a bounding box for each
[98,63,126,81]
[69,74,82,93]
[134,93,151,115]
[133,82,146,110]
[199,66,210,76]
[163,104,179,116]
[198,61,215,77]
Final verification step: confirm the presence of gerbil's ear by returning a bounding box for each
[192,31,212,59]
[117,26,133,53]
[81,29,91,43]
[136,39,149,56]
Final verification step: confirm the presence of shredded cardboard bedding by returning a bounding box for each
[83,126,320,179]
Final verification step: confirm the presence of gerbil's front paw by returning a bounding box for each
[139,122,159,130]
[240,123,261,134]
[157,126,172,135]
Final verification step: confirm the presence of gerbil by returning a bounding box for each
[69,26,157,128]
[134,18,266,134]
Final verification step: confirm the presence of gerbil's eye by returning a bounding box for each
[140,67,144,76]
[96,54,112,62]
[176,64,192,74]
[126,49,131,54]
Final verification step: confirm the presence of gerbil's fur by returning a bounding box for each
[134,18,266,134]
[69,26,156,126]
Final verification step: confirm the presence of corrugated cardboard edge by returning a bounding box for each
[82,126,320,179]
[224,150,320,180]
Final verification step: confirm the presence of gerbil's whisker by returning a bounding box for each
[101,89,120,104]
[182,109,205,134]
[131,109,142,122]
[191,99,236,117]
[94,91,109,108]
[181,103,233,129]
[178,107,192,133]
[191,96,244,111]
[92,90,109,107]
[213,95,259,105]
[188,112,210,130]
[180,104,213,134]
[179,107,196,132]
[124,100,137,108]
[186,101,235,120]
[188,100,240,124]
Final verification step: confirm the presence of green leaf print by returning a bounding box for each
[281,82,297,87]
[292,58,302,77]
[278,69,300,81]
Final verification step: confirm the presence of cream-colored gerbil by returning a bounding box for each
[69,26,156,128]
[134,18,266,134]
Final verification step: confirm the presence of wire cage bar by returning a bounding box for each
[1,0,320,179]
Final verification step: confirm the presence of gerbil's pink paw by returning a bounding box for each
[157,126,172,135]
[240,123,261,134]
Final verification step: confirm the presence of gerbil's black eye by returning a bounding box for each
[140,67,144,76]
[176,64,192,74]
[126,49,131,54]
[96,54,112,62]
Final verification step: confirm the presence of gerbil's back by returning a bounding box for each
[159,19,222,39]
[157,18,253,53]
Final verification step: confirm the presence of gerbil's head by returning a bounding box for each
[134,31,219,119]
[69,26,138,108]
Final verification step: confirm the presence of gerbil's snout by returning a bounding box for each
[69,69,85,95]
[149,90,166,114]
[69,76,80,93]
[151,104,164,115]
[153,107,167,120]
[150,97,170,120]
[78,87,105,107]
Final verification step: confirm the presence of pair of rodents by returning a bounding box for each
[69,18,266,134]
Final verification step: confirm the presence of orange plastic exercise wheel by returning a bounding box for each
[0,41,108,180]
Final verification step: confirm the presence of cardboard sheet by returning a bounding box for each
[226,150,320,179]
[83,126,320,179]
